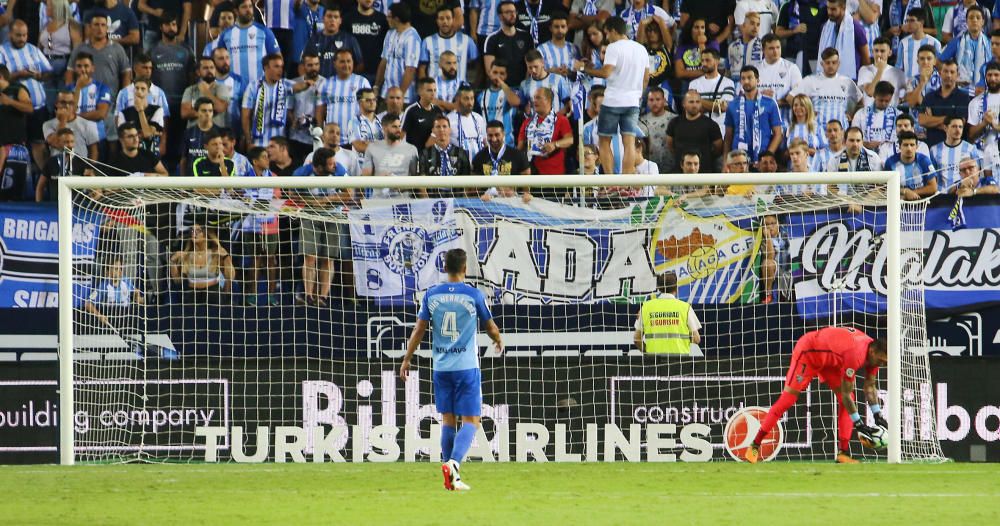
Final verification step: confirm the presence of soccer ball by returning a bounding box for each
[861,425,889,450]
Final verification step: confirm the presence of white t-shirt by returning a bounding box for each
[602,38,650,108]
[688,74,737,135]
[856,65,908,107]
[791,73,862,129]
[968,91,1000,169]
[824,148,884,172]
[734,0,779,37]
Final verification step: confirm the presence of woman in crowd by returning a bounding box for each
[784,94,828,157]
[38,0,81,109]
[674,18,721,83]
[170,223,235,302]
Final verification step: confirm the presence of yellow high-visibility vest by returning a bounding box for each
[640,295,691,354]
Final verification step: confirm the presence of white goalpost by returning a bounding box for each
[56,171,942,465]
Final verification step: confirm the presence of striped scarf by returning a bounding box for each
[622,2,656,40]
[737,94,766,161]
[436,146,452,177]
[957,31,990,85]
[526,111,557,159]
[254,79,288,139]
[526,1,543,45]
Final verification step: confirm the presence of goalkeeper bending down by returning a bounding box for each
[400,249,503,491]
[746,327,888,464]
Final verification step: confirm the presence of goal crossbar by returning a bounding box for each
[56,171,905,464]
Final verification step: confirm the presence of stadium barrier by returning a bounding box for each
[0,356,995,463]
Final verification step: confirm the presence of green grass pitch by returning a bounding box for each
[3,463,998,525]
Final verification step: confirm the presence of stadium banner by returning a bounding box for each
[3,195,1000,313]
[1,356,996,463]
[0,203,102,308]
[345,195,1000,316]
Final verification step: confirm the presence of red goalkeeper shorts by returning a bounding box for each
[784,340,843,392]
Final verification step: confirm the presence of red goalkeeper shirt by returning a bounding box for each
[794,327,878,383]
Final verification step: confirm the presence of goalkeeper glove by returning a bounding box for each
[873,412,888,429]
[855,420,880,448]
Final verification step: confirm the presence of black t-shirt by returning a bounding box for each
[182,125,222,176]
[516,0,560,46]
[776,1,827,68]
[922,88,973,146]
[270,161,298,177]
[119,106,164,156]
[418,144,472,198]
[110,150,160,175]
[192,156,237,177]
[470,145,531,176]
[0,83,28,145]
[484,29,535,86]
[344,9,389,80]
[405,0,460,38]
[401,102,442,149]
[666,114,722,173]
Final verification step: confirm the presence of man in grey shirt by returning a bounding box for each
[68,13,132,146]
[44,90,100,161]
[362,113,420,198]
[181,57,233,129]
[67,13,131,96]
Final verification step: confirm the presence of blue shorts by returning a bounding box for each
[433,368,482,417]
[597,105,641,137]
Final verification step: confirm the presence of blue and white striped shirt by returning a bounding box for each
[436,77,463,106]
[346,113,384,172]
[70,81,113,140]
[420,32,478,82]
[241,78,295,147]
[448,110,487,160]
[371,0,398,17]
[884,152,936,190]
[317,74,371,129]
[219,23,281,85]
[896,34,941,80]
[346,114,384,144]
[265,0,296,29]
[538,41,579,74]
[520,73,571,106]
[116,83,172,117]
[785,123,828,151]
[478,87,516,146]
[471,0,503,36]
[0,42,51,108]
[381,27,422,102]
[930,140,982,190]
[811,147,843,173]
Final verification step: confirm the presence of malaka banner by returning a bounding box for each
[347,195,1000,317]
[3,195,1000,316]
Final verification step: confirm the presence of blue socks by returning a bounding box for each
[450,424,478,464]
[441,425,457,462]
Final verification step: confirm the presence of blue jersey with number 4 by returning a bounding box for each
[418,282,492,372]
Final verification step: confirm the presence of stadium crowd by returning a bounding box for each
[3,0,999,307]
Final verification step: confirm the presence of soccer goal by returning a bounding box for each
[57,170,946,465]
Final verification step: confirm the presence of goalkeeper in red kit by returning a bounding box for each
[746,327,889,464]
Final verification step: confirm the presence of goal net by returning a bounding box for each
[58,171,946,464]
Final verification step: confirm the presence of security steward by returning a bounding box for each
[634,271,702,353]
